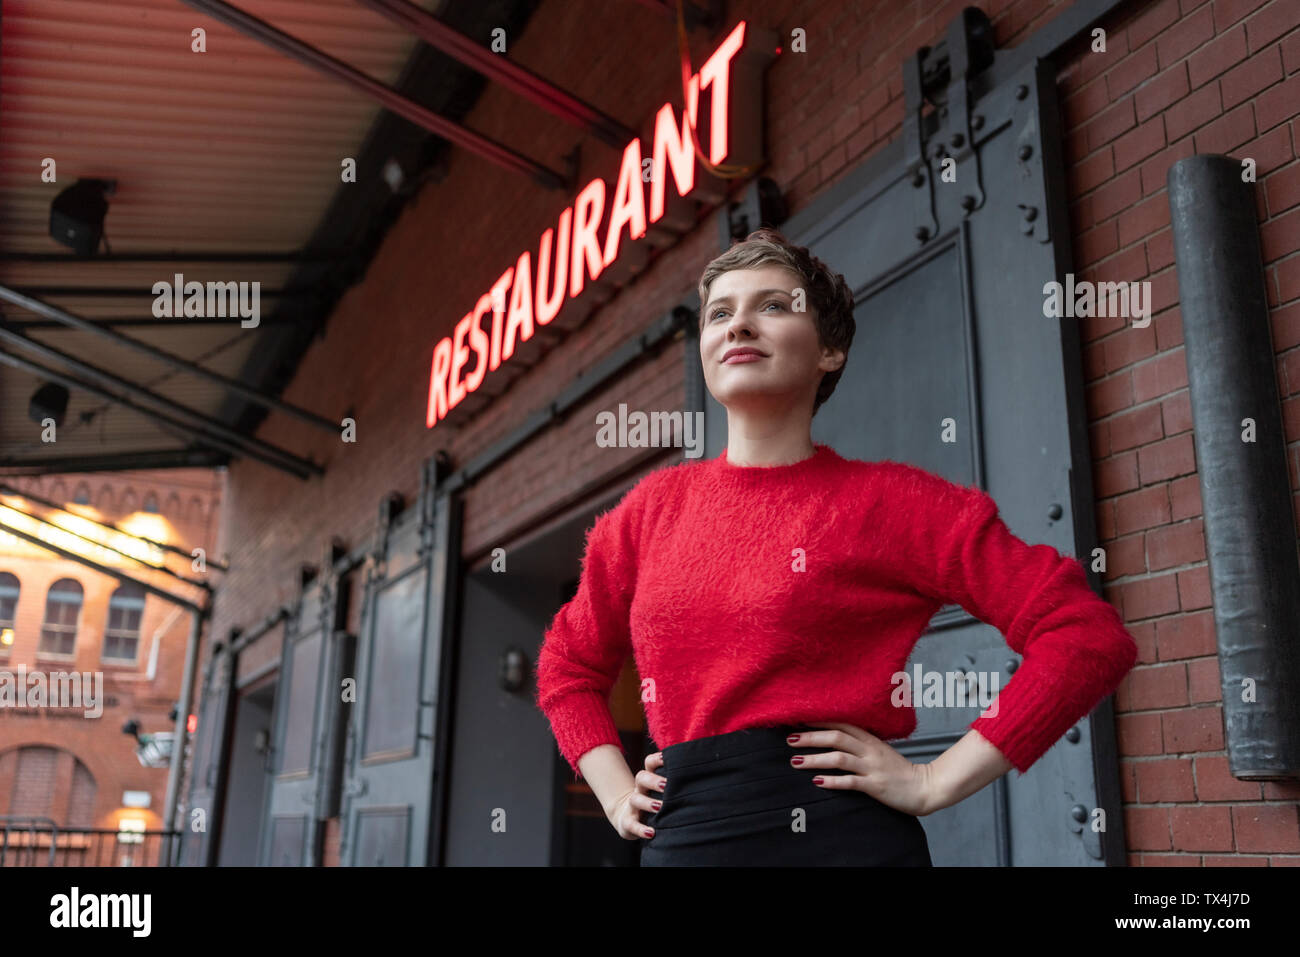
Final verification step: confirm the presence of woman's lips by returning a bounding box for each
[723,353,766,364]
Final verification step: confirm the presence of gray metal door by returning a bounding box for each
[695,29,1123,864]
[179,639,235,866]
[256,556,349,866]
[338,457,459,866]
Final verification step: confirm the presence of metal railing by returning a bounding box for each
[0,816,180,867]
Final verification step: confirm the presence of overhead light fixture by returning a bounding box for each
[49,178,117,256]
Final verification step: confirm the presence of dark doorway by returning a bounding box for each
[444,484,651,865]
[216,681,274,866]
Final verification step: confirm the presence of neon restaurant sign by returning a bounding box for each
[427,19,769,428]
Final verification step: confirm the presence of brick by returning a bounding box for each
[1177,564,1212,609]
[1261,207,1300,263]
[1188,24,1249,87]
[1256,72,1300,129]
[1221,45,1284,109]
[1156,609,1218,659]
[1095,168,1148,223]
[1187,655,1222,702]
[1103,322,1159,373]
[1116,115,1168,171]
[1112,187,1175,244]
[1212,0,1273,32]
[1087,371,1135,417]
[1127,661,1190,708]
[1162,389,1194,435]
[1146,227,1176,270]
[1163,704,1225,751]
[1135,756,1196,801]
[1125,806,1173,849]
[1164,80,1225,140]
[1097,448,1140,496]
[1194,755,1262,800]
[1264,160,1300,215]
[1232,804,1300,852]
[1102,531,1146,580]
[1204,854,1270,864]
[1132,347,1188,401]
[1158,4,1216,68]
[1085,99,1138,151]
[1078,220,1120,266]
[1146,516,1206,568]
[1117,711,1165,755]
[1169,473,1203,518]
[1140,138,1197,195]
[1070,148,1116,195]
[1108,43,1160,99]
[1119,570,1180,617]
[1171,804,1234,850]
[1136,63,1192,122]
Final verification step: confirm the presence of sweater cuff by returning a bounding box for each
[545,690,626,780]
[967,632,1136,774]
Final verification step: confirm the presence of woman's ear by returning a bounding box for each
[820,346,846,373]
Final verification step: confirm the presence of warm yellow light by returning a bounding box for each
[0,503,167,567]
[0,628,13,646]
[120,513,173,547]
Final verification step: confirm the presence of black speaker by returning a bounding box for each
[49,179,114,255]
[29,382,69,425]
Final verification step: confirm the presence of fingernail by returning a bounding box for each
[787,734,800,744]
[658,779,666,791]
[813,776,825,785]
[791,756,804,766]
[652,801,662,811]
[643,827,654,838]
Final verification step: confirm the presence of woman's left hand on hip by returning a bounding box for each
[787,721,938,817]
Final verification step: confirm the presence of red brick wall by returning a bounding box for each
[0,467,222,846]
[206,0,1300,863]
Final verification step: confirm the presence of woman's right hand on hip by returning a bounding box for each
[608,751,667,841]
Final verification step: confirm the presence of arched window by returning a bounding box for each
[38,579,82,657]
[0,572,18,656]
[73,483,91,505]
[143,492,159,514]
[103,583,146,663]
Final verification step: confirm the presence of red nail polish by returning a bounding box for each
[791,756,804,766]
[652,801,662,811]
[813,776,824,785]
[787,734,800,743]
[643,827,654,838]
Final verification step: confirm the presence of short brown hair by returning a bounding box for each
[697,227,855,416]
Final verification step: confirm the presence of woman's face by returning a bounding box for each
[700,264,844,414]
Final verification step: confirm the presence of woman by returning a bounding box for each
[534,227,1138,866]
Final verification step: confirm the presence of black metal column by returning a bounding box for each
[1167,154,1300,779]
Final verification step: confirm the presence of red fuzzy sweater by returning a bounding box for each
[535,442,1137,778]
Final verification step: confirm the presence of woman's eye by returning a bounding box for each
[764,301,784,310]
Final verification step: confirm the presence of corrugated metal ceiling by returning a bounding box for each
[0,0,448,475]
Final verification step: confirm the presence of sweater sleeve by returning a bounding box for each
[534,478,648,781]
[879,463,1138,775]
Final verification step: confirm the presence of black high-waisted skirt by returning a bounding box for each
[639,723,933,866]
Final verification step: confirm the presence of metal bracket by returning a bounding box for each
[902,52,939,245]
[942,8,987,217]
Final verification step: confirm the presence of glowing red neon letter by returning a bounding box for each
[569,178,606,298]
[698,20,745,164]
[427,336,453,427]
[535,208,571,326]
[503,250,535,362]
[602,139,648,266]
